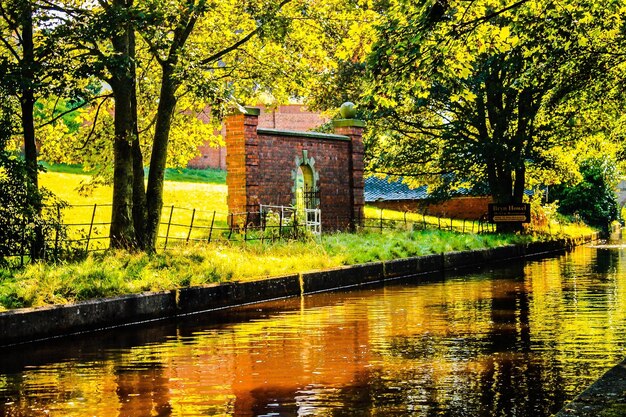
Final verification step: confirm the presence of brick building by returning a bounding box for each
[365,176,492,220]
[225,107,364,231]
[188,104,328,170]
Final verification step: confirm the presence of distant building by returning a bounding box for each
[188,104,328,170]
[365,176,492,220]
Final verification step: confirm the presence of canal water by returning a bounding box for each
[2,240,626,417]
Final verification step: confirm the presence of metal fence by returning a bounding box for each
[4,204,495,266]
[4,203,324,264]
[360,208,495,234]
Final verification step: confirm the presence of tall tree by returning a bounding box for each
[105,0,141,249]
[0,0,55,257]
[47,0,152,249]
[363,0,625,231]
[137,0,300,251]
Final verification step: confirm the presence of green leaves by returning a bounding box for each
[361,0,626,206]
[553,156,619,232]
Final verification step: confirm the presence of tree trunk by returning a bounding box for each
[108,3,137,250]
[132,131,147,249]
[144,67,179,252]
[20,6,36,189]
[19,0,44,259]
[109,83,136,249]
[130,34,147,250]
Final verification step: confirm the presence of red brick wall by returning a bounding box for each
[369,196,493,220]
[334,125,365,227]
[189,139,226,170]
[189,105,327,170]
[256,134,353,230]
[225,114,257,216]
[226,110,363,231]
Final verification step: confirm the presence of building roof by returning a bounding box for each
[364,176,539,202]
[364,177,429,202]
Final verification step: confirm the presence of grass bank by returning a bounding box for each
[0,229,551,311]
[2,166,596,312]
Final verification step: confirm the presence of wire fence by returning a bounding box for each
[4,204,495,266]
[359,208,495,234]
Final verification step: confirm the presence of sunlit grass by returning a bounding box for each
[42,162,226,184]
[524,218,597,239]
[38,171,230,247]
[0,228,547,310]
[363,206,492,233]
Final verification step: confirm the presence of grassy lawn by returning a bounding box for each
[40,170,491,246]
[363,206,493,233]
[39,168,229,247]
[42,162,226,184]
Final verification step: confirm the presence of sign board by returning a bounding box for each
[488,203,530,223]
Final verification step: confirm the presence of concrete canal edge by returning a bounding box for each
[554,361,626,417]
[0,234,598,348]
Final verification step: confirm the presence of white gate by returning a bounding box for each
[304,208,321,235]
[260,204,321,236]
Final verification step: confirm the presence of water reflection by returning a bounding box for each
[2,242,626,416]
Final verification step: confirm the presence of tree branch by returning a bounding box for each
[37,94,112,128]
[200,0,293,65]
[452,0,529,37]
[74,95,112,150]
[0,3,21,61]
[0,34,20,61]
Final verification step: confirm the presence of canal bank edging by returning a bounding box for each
[0,234,599,347]
[554,361,626,417]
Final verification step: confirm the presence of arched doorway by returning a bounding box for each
[293,150,319,211]
[295,164,316,212]
[293,150,321,233]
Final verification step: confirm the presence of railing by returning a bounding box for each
[359,208,495,234]
[304,208,321,235]
[3,204,494,266]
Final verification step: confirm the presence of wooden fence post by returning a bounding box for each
[163,205,174,250]
[228,213,234,240]
[208,211,216,243]
[20,217,26,267]
[86,203,97,252]
[186,208,196,243]
[54,205,61,260]
[244,211,250,241]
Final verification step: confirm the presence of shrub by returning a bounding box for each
[553,157,618,233]
[0,151,67,266]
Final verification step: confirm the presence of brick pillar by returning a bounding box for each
[333,118,366,230]
[225,107,260,225]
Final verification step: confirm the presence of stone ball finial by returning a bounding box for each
[340,102,357,119]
